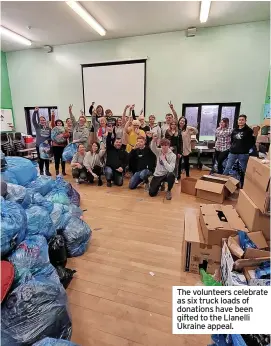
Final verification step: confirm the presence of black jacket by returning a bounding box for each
[165,130,183,154]
[106,133,128,170]
[129,147,156,174]
[230,125,254,154]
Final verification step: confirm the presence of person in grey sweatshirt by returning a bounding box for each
[68,104,89,148]
[149,135,176,200]
[32,107,51,176]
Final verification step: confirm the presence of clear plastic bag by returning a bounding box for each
[26,205,56,240]
[62,143,77,162]
[1,197,27,257]
[6,183,31,209]
[1,278,72,345]
[61,217,91,257]
[39,141,53,160]
[4,157,37,186]
[33,338,79,346]
[8,235,59,287]
[26,176,55,196]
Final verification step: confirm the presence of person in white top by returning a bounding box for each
[161,102,178,137]
[148,115,162,145]
[83,142,106,186]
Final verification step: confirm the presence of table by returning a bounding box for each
[17,147,38,160]
[193,145,215,169]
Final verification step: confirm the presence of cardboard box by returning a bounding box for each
[256,135,270,144]
[199,204,248,246]
[195,175,239,204]
[243,157,270,215]
[183,213,221,275]
[236,189,270,240]
[181,177,197,196]
[243,266,270,286]
[221,241,270,286]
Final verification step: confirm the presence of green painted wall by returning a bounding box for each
[1,51,13,109]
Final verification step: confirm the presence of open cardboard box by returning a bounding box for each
[221,240,270,286]
[195,175,239,204]
[183,213,221,275]
[199,204,248,246]
[181,177,197,196]
[243,266,270,286]
[243,157,270,215]
[236,189,270,240]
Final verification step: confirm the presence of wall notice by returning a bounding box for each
[172,286,271,334]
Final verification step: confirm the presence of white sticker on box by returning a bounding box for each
[172,286,271,334]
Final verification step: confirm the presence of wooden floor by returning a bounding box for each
[61,166,212,346]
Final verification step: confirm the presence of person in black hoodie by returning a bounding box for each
[128,136,156,190]
[104,128,128,187]
[223,114,254,184]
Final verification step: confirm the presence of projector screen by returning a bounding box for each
[82,60,146,116]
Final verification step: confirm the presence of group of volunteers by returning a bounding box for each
[32,100,255,200]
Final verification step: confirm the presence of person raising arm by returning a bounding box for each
[69,104,89,148]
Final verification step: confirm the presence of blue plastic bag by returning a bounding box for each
[62,143,77,162]
[33,338,78,346]
[39,141,53,160]
[54,175,71,193]
[26,176,55,196]
[51,126,68,144]
[26,205,56,240]
[6,183,31,208]
[68,186,80,207]
[46,190,70,205]
[50,203,71,230]
[1,278,72,346]
[1,170,18,184]
[2,157,37,186]
[29,192,54,213]
[8,235,59,287]
[238,231,257,251]
[61,217,91,257]
[1,197,27,257]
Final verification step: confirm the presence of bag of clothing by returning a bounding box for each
[56,266,76,289]
[39,141,53,160]
[61,217,91,257]
[8,235,59,288]
[50,203,71,230]
[33,337,78,346]
[51,126,68,144]
[26,205,56,240]
[62,143,77,162]
[1,278,72,345]
[54,175,71,193]
[6,183,31,209]
[1,197,27,257]
[67,204,83,218]
[3,157,37,186]
[29,192,54,213]
[48,235,67,268]
[67,185,80,207]
[26,176,55,196]
[45,190,70,206]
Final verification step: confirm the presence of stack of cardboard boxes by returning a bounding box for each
[183,157,270,286]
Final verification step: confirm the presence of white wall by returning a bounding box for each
[6,20,270,132]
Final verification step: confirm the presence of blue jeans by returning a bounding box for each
[129,169,151,189]
[104,166,123,186]
[223,153,249,186]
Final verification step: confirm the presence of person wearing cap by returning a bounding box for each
[124,117,146,153]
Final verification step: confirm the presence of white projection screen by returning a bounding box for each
[82,60,146,116]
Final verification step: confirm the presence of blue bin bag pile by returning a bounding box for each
[1,278,72,346]
[0,157,37,186]
[8,235,60,288]
[1,171,93,345]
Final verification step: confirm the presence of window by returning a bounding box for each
[24,106,58,136]
[182,102,241,141]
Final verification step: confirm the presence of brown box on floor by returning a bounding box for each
[181,177,197,196]
[243,157,270,215]
[199,204,248,246]
[236,189,270,240]
[183,213,221,275]
[195,175,239,204]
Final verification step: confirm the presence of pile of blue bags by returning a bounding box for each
[1,157,92,345]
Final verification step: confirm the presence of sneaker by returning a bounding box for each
[46,171,52,177]
[166,191,172,200]
[175,179,179,184]
[56,170,59,176]
[107,181,112,187]
[144,182,150,191]
[75,179,79,184]
[160,182,165,192]
[98,179,103,186]
[40,171,44,176]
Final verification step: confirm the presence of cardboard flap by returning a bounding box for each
[225,177,239,194]
[221,205,247,231]
[228,236,244,258]
[195,180,224,194]
[244,248,271,259]
[202,175,228,183]
[184,213,205,243]
[245,157,270,192]
[248,231,268,249]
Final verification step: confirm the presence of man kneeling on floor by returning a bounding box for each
[105,127,128,187]
[128,136,156,190]
[149,135,176,200]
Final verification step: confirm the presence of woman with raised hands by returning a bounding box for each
[68,104,89,148]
